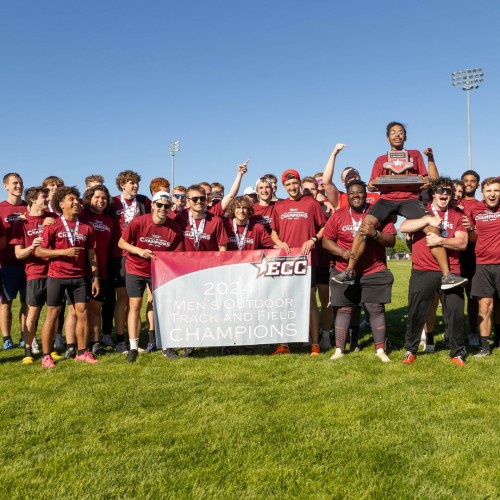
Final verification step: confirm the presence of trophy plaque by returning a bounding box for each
[371,150,424,193]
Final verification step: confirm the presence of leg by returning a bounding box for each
[477,297,493,355]
[89,299,103,343]
[41,306,62,355]
[422,225,450,276]
[74,302,90,351]
[0,300,13,344]
[440,287,465,359]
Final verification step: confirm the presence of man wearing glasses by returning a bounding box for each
[170,186,187,216]
[118,191,184,363]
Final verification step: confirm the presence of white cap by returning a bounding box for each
[152,191,171,203]
[243,186,257,196]
[255,176,272,188]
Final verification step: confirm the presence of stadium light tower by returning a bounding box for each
[169,139,180,188]
[451,68,484,169]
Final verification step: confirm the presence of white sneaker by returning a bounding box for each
[54,333,64,351]
[469,333,480,347]
[319,329,332,350]
[31,337,40,355]
[329,348,344,361]
[376,348,390,363]
[102,334,115,347]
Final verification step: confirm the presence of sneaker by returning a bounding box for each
[450,355,465,367]
[19,339,25,348]
[51,351,63,361]
[41,354,55,368]
[441,273,468,290]
[331,269,355,285]
[182,347,195,357]
[75,351,98,364]
[54,333,64,351]
[64,347,76,359]
[102,334,115,347]
[91,342,106,356]
[271,344,290,355]
[146,342,157,353]
[474,348,491,357]
[310,344,320,357]
[468,333,480,347]
[115,341,128,354]
[3,338,14,350]
[31,337,40,355]
[126,349,139,363]
[350,342,361,353]
[319,329,332,350]
[359,319,370,330]
[402,351,416,364]
[162,348,179,359]
[329,348,344,361]
[21,356,35,365]
[423,344,435,354]
[376,348,390,363]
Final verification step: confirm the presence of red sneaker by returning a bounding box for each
[41,354,55,369]
[310,344,320,357]
[402,351,416,364]
[271,344,291,355]
[75,351,98,364]
[450,355,465,367]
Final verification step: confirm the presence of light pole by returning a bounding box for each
[169,140,180,187]
[451,68,484,170]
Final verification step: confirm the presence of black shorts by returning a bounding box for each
[330,268,394,307]
[47,277,89,307]
[26,278,47,307]
[126,274,152,298]
[471,264,500,299]
[111,257,126,288]
[91,279,110,303]
[314,265,330,286]
[459,251,476,281]
[0,265,26,302]
[369,198,429,225]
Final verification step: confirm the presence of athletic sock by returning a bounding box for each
[4,335,12,342]
[67,343,76,351]
[426,332,434,345]
[116,334,125,343]
[130,338,139,351]
[77,349,85,356]
[481,336,490,351]
[148,330,156,343]
[42,352,51,358]
[25,347,32,358]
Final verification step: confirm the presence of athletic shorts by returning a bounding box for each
[126,273,152,298]
[329,268,394,307]
[47,277,89,307]
[91,279,110,303]
[0,265,26,302]
[369,198,429,225]
[314,265,330,286]
[26,278,47,307]
[459,252,476,281]
[471,264,500,299]
[111,257,126,288]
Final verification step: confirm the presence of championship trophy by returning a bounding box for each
[371,151,424,193]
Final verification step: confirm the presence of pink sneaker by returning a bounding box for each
[41,354,55,369]
[74,351,98,364]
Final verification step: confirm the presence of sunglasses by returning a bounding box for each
[155,202,171,209]
[173,194,186,200]
[435,188,452,195]
[188,196,207,203]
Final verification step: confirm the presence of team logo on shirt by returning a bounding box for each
[139,234,172,248]
[252,253,308,278]
[280,208,308,220]
[26,225,45,237]
[4,213,23,224]
[475,211,500,222]
[183,230,211,240]
[57,231,87,242]
[228,236,254,245]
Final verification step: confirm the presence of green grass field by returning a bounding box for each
[1,260,499,498]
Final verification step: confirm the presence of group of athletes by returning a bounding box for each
[1,121,499,367]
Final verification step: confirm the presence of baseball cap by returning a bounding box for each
[344,168,360,184]
[243,186,257,196]
[152,191,171,203]
[281,169,301,183]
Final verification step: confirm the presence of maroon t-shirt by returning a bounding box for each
[369,149,427,201]
[80,210,114,280]
[0,200,28,266]
[470,201,500,265]
[207,200,226,218]
[111,194,152,258]
[121,214,184,277]
[271,196,326,265]
[411,205,465,273]
[175,210,228,251]
[323,203,396,275]
[224,218,274,250]
[10,214,53,280]
[42,218,96,279]
[252,202,275,233]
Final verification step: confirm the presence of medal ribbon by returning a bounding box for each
[60,216,79,247]
[189,210,206,250]
[233,219,249,251]
[431,203,449,236]
[349,204,367,236]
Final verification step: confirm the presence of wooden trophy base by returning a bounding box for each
[371,175,424,193]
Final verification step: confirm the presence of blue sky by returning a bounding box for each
[1,0,498,198]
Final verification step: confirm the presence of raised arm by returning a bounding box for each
[322,143,347,210]
[220,160,249,211]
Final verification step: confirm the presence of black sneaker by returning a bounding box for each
[182,347,195,358]
[64,347,76,359]
[126,349,139,363]
[441,273,468,290]
[474,348,491,357]
[332,269,355,285]
[91,342,106,356]
[162,348,179,359]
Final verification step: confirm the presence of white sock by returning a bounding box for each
[130,338,139,350]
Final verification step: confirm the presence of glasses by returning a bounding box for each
[435,188,452,195]
[155,202,171,209]
[188,196,207,203]
[173,194,186,200]
[389,130,405,136]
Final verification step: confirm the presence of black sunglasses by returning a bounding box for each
[173,194,186,199]
[155,202,171,209]
[188,196,207,203]
[435,188,452,195]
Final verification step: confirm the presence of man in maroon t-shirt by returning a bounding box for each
[271,169,326,356]
[252,176,275,233]
[11,186,56,363]
[400,177,468,366]
[469,177,500,356]
[323,180,396,362]
[111,170,152,354]
[119,191,184,362]
[36,186,99,368]
[0,172,28,350]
